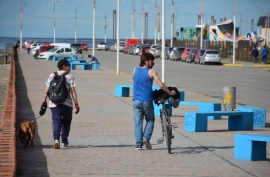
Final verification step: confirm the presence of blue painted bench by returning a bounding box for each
[92,63,100,70]
[114,84,161,97]
[237,106,266,128]
[180,101,222,119]
[184,111,253,132]
[68,59,86,64]
[234,134,270,161]
[70,63,92,70]
[52,55,77,61]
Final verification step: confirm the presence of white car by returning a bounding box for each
[37,47,76,60]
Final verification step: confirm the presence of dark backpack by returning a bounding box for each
[47,72,69,104]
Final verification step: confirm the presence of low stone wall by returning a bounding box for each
[0,49,16,176]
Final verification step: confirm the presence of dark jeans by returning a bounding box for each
[51,104,73,143]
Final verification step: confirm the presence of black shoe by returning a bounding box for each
[143,140,152,149]
[135,145,142,150]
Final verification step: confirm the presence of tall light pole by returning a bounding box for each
[75,7,81,43]
[258,6,269,46]
[92,0,96,56]
[200,0,204,49]
[233,0,236,64]
[162,0,165,82]
[131,0,135,38]
[144,0,158,44]
[117,0,120,75]
[170,0,174,47]
[20,1,27,50]
[141,0,144,43]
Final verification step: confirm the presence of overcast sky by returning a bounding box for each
[0,0,269,39]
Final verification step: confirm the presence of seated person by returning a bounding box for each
[88,54,99,64]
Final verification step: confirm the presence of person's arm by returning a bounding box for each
[42,86,49,102]
[70,87,78,104]
[149,69,176,96]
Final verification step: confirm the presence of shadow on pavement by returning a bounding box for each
[15,59,49,176]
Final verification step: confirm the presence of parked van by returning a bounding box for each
[49,43,71,48]
[37,47,76,60]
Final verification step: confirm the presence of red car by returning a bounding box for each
[80,43,88,51]
[34,45,55,59]
[181,48,196,62]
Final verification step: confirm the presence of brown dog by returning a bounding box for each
[19,120,35,148]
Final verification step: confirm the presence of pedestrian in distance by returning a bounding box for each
[261,46,268,64]
[13,40,20,60]
[88,54,99,64]
[41,58,80,149]
[251,46,259,63]
[132,53,176,150]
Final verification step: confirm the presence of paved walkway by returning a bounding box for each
[16,53,270,177]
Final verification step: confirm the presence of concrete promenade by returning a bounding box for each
[15,52,270,177]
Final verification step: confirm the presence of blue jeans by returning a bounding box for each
[51,104,73,143]
[133,100,155,146]
[261,56,267,63]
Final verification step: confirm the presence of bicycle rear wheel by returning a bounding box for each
[162,110,171,154]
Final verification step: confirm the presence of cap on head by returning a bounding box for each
[57,58,69,69]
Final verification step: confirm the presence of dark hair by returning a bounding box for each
[139,53,155,67]
[57,59,70,69]
[88,54,92,58]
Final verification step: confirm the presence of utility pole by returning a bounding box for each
[104,11,107,43]
[54,0,56,43]
[170,0,174,47]
[141,0,144,44]
[233,0,236,64]
[200,0,204,49]
[92,0,96,56]
[131,0,135,38]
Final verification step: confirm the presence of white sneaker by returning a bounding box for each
[53,140,60,149]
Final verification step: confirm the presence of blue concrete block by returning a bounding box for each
[52,56,58,61]
[184,112,207,132]
[71,55,77,60]
[238,106,266,128]
[92,63,100,70]
[228,112,253,130]
[234,134,270,161]
[115,85,131,97]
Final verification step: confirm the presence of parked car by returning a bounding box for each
[149,45,161,58]
[32,45,55,59]
[200,49,221,65]
[128,45,137,55]
[164,47,173,60]
[71,43,83,54]
[80,43,88,51]
[37,47,76,60]
[186,49,199,63]
[194,49,205,64]
[181,47,196,62]
[133,45,141,55]
[97,42,108,51]
[112,43,125,52]
[30,42,41,49]
[169,47,185,61]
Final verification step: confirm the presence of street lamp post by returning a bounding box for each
[75,7,81,43]
[53,0,60,43]
[104,10,111,43]
[258,6,269,46]
[144,0,158,44]
[92,0,96,56]
[20,1,27,50]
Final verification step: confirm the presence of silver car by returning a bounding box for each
[200,49,221,65]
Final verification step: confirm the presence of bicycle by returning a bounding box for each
[157,100,176,154]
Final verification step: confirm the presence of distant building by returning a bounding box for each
[257,16,270,46]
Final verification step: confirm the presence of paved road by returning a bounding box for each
[15,51,270,177]
[92,50,270,113]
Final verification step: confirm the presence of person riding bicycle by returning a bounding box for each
[132,53,176,150]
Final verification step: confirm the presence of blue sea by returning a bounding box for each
[0,37,117,49]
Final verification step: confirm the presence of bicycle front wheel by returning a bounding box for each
[162,110,171,154]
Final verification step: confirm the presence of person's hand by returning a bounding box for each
[75,103,80,114]
[39,100,47,116]
[170,90,176,96]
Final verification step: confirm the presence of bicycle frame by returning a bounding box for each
[157,102,173,154]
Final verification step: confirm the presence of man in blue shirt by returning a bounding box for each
[132,53,176,150]
[261,46,268,64]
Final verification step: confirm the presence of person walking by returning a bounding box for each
[251,46,259,63]
[41,58,80,149]
[261,46,268,64]
[13,40,20,60]
[132,53,176,150]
